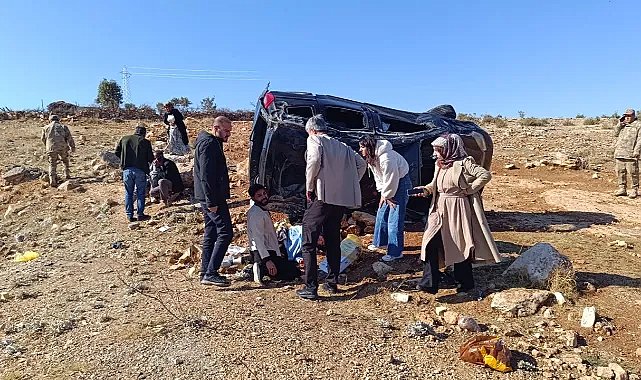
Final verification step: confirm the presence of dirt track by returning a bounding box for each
[0,117,640,379]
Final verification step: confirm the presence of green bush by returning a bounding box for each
[576,114,585,118]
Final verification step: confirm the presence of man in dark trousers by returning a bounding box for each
[163,102,189,146]
[296,115,366,300]
[115,124,154,222]
[194,116,233,286]
[149,150,185,206]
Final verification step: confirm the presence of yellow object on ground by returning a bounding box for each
[14,251,40,262]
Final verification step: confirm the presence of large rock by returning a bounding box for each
[100,151,120,168]
[503,242,573,287]
[490,288,553,317]
[2,166,43,185]
[57,180,80,191]
[351,211,376,227]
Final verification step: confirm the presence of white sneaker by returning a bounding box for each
[368,244,387,252]
[381,254,404,262]
[252,263,263,284]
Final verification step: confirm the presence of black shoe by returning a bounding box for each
[322,282,338,294]
[137,214,151,222]
[415,285,438,294]
[296,286,318,300]
[456,285,475,294]
[127,216,137,222]
[201,273,231,287]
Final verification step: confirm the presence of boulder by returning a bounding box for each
[608,363,628,380]
[100,151,120,168]
[490,288,552,317]
[351,211,376,227]
[503,242,573,287]
[457,316,481,332]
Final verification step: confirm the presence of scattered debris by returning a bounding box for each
[553,292,567,305]
[14,251,40,262]
[406,321,436,338]
[457,316,481,332]
[459,335,513,372]
[490,288,552,317]
[609,240,633,249]
[435,305,448,317]
[128,222,140,230]
[580,306,597,328]
[390,292,410,303]
[504,163,518,170]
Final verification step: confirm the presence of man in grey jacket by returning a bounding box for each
[296,115,367,300]
[614,108,641,199]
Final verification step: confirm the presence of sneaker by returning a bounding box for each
[253,262,263,284]
[381,254,403,262]
[614,187,627,196]
[200,273,231,287]
[137,214,151,222]
[322,282,338,294]
[296,286,318,300]
[629,189,638,199]
[127,216,137,222]
[367,244,386,252]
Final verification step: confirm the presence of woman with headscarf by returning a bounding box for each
[412,133,501,294]
[166,114,190,156]
[358,136,411,262]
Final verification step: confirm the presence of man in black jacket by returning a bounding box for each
[163,102,189,145]
[115,124,154,222]
[149,151,185,206]
[193,116,233,286]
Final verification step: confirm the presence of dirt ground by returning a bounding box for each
[0,117,640,380]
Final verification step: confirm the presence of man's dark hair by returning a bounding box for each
[248,183,266,198]
[135,126,147,137]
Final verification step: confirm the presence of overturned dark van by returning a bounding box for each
[249,89,493,220]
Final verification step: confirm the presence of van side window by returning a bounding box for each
[324,107,367,130]
[286,106,314,118]
[380,116,424,133]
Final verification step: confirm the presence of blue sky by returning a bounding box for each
[0,0,638,117]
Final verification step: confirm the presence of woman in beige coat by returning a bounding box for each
[413,134,501,294]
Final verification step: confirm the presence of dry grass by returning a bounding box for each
[547,265,578,300]
[1,372,26,380]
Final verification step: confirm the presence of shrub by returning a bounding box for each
[521,117,548,126]
[561,119,574,126]
[583,117,599,126]
[575,114,585,118]
[481,114,507,127]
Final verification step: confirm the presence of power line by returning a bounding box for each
[129,66,257,74]
[129,72,262,80]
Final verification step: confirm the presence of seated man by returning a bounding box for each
[246,183,301,284]
[149,150,185,206]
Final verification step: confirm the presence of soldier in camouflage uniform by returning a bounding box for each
[614,108,641,199]
[41,115,75,187]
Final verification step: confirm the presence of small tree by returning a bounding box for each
[96,79,123,109]
[517,110,526,118]
[124,103,136,110]
[169,97,192,111]
[156,102,165,115]
[200,96,216,112]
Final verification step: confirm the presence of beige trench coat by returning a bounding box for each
[420,157,502,265]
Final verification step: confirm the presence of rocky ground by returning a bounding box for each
[0,116,640,380]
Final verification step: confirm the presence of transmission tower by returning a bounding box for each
[120,66,131,104]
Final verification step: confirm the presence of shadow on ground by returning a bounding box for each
[486,210,617,232]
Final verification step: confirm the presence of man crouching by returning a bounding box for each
[247,184,301,284]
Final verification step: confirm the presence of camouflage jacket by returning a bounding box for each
[41,121,75,153]
[614,120,641,159]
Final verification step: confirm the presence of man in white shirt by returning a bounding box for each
[246,184,301,284]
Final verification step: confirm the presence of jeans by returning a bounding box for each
[373,174,412,257]
[301,200,345,290]
[200,203,233,277]
[150,179,173,202]
[123,167,148,218]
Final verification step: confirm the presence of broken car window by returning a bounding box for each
[324,107,367,130]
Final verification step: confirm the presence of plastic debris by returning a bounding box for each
[14,251,40,262]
